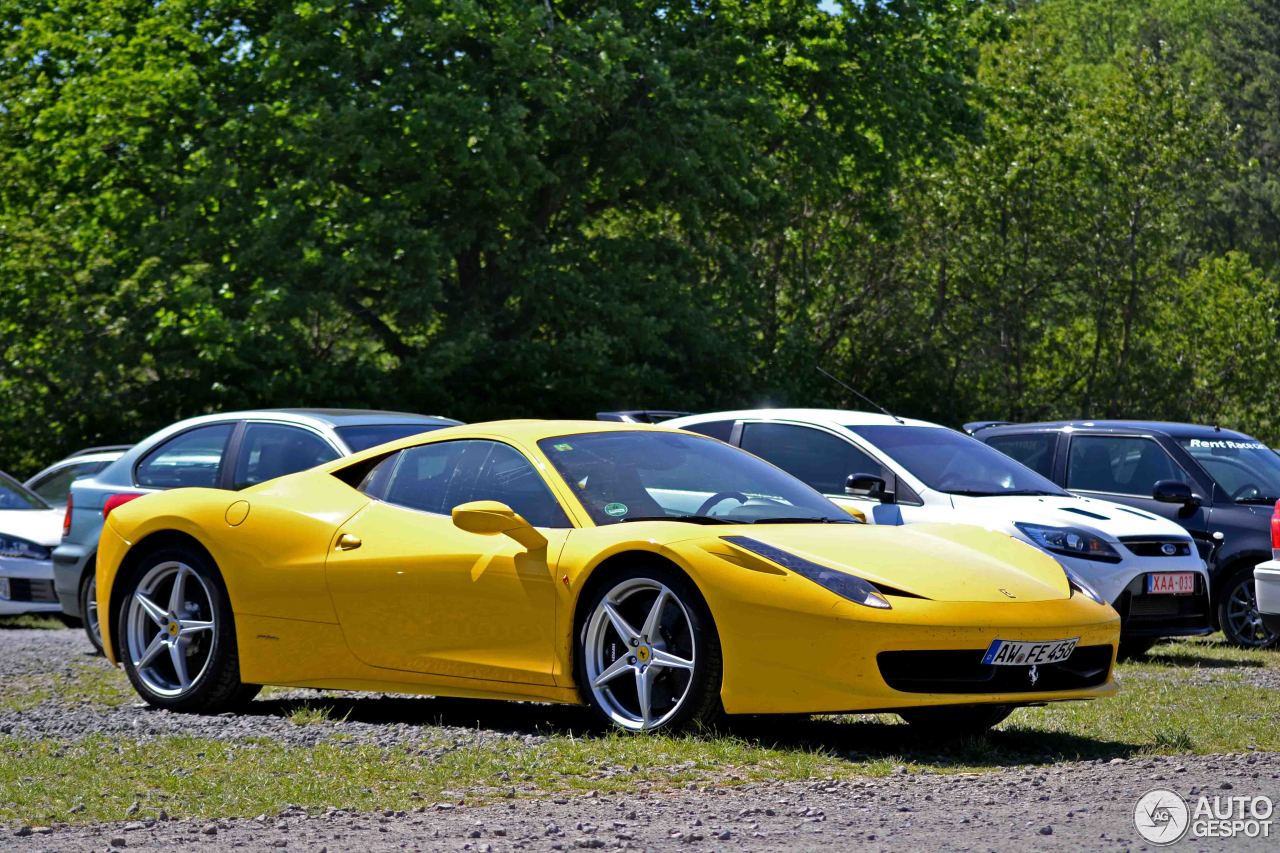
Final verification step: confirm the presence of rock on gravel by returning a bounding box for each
[9,752,1279,852]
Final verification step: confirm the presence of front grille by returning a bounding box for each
[5,578,58,603]
[1114,574,1210,631]
[1119,537,1193,557]
[877,645,1113,694]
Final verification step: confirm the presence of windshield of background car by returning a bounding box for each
[1177,437,1280,503]
[336,423,452,452]
[0,471,50,510]
[846,425,1069,496]
[537,431,852,525]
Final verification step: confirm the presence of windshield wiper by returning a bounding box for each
[944,489,1063,497]
[749,516,850,524]
[616,515,738,525]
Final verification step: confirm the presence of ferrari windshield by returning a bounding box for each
[847,425,1069,497]
[538,431,852,525]
[1178,437,1280,503]
[0,471,49,510]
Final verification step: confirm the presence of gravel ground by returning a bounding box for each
[4,626,1279,851]
[8,753,1279,851]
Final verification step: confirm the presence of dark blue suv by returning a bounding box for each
[969,420,1280,649]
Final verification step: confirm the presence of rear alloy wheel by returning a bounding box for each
[899,704,1014,735]
[1219,569,1280,648]
[118,547,259,712]
[577,568,722,732]
[79,571,103,654]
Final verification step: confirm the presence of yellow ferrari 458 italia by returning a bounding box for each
[96,420,1120,733]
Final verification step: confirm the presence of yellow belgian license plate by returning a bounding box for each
[982,637,1078,666]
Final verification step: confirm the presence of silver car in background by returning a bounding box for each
[25,445,131,506]
[0,471,65,618]
[54,408,461,651]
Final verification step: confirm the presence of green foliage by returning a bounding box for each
[1,0,1278,471]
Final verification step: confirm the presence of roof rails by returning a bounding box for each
[67,444,133,458]
[962,421,1012,435]
[596,410,692,424]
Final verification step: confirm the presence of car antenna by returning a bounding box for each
[816,366,904,424]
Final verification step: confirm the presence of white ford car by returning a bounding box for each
[665,409,1213,657]
[0,470,65,618]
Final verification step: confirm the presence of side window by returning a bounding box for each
[374,440,568,527]
[1067,436,1182,496]
[987,434,1057,479]
[29,461,106,503]
[135,424,235,489]
[232,423,341,490]
[739,423,885,496]
[681,420,735,442]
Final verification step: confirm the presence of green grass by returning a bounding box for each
[0,614,67,630]
[0,635,1275,824]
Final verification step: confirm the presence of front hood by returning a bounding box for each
[0,508,64,547]
[684,522,1071,603]
[945,494,1189,540]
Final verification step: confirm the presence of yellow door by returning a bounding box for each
[324,438,572,686]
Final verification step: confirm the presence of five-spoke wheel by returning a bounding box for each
[1220,569,1279,648]
[117,547,259,711]
[577,568,722,732]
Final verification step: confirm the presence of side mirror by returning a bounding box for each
[452,500,548,550]
[845,472,895,504]
[1152,479,1201,509]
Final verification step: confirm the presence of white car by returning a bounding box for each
[665,409,1212,656]
[1252,503,1280,643]
[0,471,65,617]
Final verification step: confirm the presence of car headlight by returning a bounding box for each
[0,534,52,561]
[1014,522,1121,563]
[1064,567,1106,605]
[721,535,891,609]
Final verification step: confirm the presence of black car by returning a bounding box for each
[968,419,1280,649]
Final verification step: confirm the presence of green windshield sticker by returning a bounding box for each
[553,442,573,451]
[603,502,629,517]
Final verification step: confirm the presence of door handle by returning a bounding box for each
[336,533,362,551]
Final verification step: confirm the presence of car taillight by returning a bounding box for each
[63,494,73,537]
[1272,500,1280,550]
[103,492,145,519]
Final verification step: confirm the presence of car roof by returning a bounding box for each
[153,408,462,431]
[667,408,945,430]
[971,419,1261,441]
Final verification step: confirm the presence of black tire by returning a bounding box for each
[1218,568,1280,649]
[116,546,260,712]
[79,570,104,654]
[1117,637,1157,660]
[575,563,723,733]
[899,704,1014,735]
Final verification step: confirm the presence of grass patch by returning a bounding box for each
[286,703,350,726]
[0,665,133,712]
[1,636,1275,824]
[0,733,869,824]
[0,614,67,630]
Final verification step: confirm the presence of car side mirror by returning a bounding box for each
[845,472,895,505]
[452,500,547,550]
[1152,479,1201,509]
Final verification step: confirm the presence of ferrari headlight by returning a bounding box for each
[1064,567,1106,605]
[721,535,891,609]
[1014,523,1121,564]
[0,534,52,561]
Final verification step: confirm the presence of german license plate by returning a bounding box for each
[0,577,9,600]
[982,637,1078,666]
[1147,572,1196,595]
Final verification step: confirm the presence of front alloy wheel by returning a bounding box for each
[118,547,259,712]
[578,569,722,732]
[1220,570,1279,648]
